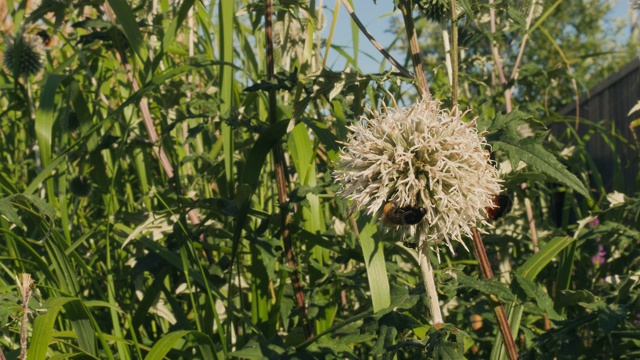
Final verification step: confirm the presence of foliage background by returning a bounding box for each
[0,0,639,359]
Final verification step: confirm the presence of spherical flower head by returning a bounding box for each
[3,31,46,78]
[334,97,502,253]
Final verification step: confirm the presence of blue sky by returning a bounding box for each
[321,0,634,73]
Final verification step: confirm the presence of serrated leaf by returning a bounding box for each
[507,7,526,27]
[456,272,517,303]
[493,131,590,198]
[479,109,530,134]
[457,0,478,19]
[596,303,627,338]
[0,194,56,229]
[0,196,23,227]
[229,337,285,359]
[514,274,562,320]
[425,325,466,360]
[557,289,597,308]
[372,324,397,356]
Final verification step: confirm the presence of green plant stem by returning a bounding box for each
[471,227,518,360]
[19,273,33,360]
[324,0,340,69]
[264,0,313,340]
[488,0,512,113]
[419,244,443,324]
[340,0,413,78]
[450,0,458,109]
[399,0,430,98]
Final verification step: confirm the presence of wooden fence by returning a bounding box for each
[558,58,640,196]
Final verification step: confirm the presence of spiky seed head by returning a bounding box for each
[334,97,502,253]
[3,32,46,78]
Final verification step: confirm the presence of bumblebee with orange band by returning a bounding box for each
[36,30,52,47]
[485,194,511,220]
[382,202,427,226]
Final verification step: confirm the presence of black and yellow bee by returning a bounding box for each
[382,201,427,226]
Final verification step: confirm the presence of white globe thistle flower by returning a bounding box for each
[3,31,47,78]
[334,97,502,253]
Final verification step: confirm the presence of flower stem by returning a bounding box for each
[471,227,518,360]
[450,0,458,109]
[19,273,33,360]
[419,244,443,324]
[340,0,413,78]
[399,0,430,98]
[264,0,313,340]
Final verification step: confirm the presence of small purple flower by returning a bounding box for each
[591,245,606,266]
[589,217,605,266]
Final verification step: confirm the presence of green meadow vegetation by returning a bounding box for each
[0,0,639,359]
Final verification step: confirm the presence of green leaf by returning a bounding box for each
[160,0,196,54]
[305,119,340,154]
[456,271,517,304]
[425,324,467,360]
[513,274,562,320]
[35,74,66,168]
[485,111,590,199]
[28,298,104,360]
[230,337,285,359]
[144,330,217,360]
[0,195,23,227]
[358,218,391,311]
[219,0,235,195]
[492,130,590,199]
[517,236,575,281]
[596,303,627,338]
[239,120,289,193]
[507,7,526,27]
[482,109,530,133]
[106,0,149,64]
[0,194,56,229]
[556,289,597,308]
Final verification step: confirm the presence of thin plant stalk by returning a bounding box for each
[18,273,33,360]
[419,243,443,324]
[442,29,453,87]
[340,0,413,78]
[399,0,430,98]
[323,0,340,69]
[471,228,518,360]
[264,0,313,340]
[450,0,458,109]
[488,0,512,113]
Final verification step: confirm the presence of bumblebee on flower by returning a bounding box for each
[334,97,502,254]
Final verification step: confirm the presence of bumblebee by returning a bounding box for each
[36,30,52,47]
[486,194,511,220]
[382,201,427,226]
